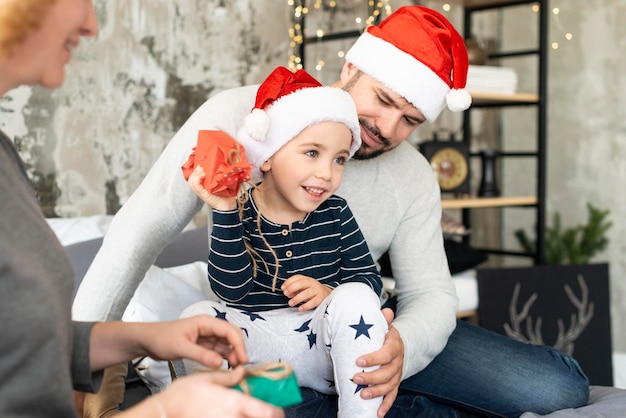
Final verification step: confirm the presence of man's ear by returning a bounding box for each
[339,62,359,85]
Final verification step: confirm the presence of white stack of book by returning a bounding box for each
[466,65,518,95]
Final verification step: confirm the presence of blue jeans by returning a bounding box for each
[284,320,589,418]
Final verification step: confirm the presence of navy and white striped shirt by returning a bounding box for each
[208,194,382,311]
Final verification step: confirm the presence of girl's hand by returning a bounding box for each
[187,165,236,211]
[281,274,332,311]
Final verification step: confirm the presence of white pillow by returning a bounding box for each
[452,269,478,313]
[46,215,113,246]
[122,261,216,323]
[123,261,217,393]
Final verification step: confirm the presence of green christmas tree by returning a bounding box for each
[515,203,612,265]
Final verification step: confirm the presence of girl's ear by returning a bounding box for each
[260,160,271,173]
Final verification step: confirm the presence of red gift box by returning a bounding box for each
[182,130,252,197]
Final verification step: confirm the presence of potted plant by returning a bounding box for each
[514,202,612,265]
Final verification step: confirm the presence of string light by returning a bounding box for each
[287,0,391,72]
[288,1,573,70]
[433,2,572,52]
[549,4,573,49]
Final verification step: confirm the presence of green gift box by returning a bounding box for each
[233,362,303,408]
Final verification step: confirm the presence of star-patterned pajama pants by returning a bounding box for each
[180,282,387,418]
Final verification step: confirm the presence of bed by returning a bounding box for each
[52,216,626,417]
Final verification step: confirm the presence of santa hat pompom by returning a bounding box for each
[446,88,472,112]
[244,108,271,142]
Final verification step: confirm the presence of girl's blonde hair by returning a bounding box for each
[237,185,281,292]
[0,0,56,60]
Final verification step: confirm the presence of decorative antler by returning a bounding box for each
[503,283,543,345]
[503,275,594,356]
[553,275,594,356]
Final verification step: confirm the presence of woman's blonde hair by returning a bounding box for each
[0,0,57,60]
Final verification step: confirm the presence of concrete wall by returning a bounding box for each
[0,0,289,216]
[545,0,626,353]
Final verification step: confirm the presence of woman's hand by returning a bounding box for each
[89,315,248,372]
[281,274,332,311]
[120,367,284,418]
[139,315,249,369]
[187,165,237,211]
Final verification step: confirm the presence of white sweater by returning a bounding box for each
[73,85,458,379]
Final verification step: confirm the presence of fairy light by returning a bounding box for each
[288,1,572,69]
[287,0,391,72]
[550,4,573,50]
[287,1,309,70]
[434,2,572,52]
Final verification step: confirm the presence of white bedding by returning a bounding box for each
[46,214,113,246]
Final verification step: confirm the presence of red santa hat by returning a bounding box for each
[345,5,471,122]
[237,66,361,182]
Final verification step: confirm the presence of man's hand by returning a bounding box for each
[281,274,332,311]
[352,308,404,418]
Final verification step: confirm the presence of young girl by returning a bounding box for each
[183,66,387,418]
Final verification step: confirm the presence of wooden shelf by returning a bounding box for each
[470,91,539,105]
[441,196,537,209]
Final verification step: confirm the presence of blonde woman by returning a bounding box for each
[0,1,283,417]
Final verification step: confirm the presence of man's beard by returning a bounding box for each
[352,118,394,160]
[352,145,388,160]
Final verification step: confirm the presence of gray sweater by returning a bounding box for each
[0,132,99,417]
[73,85,458,379]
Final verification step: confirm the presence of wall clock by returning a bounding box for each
[419,140,470,194]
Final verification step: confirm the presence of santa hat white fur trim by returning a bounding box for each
[237,87,361,182]
[345,32,451,122]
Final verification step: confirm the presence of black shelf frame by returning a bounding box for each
[295,1,549,264]
[461,0,548,264]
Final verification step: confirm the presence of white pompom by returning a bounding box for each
[244,108,270,142]
[446,88,472,112]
